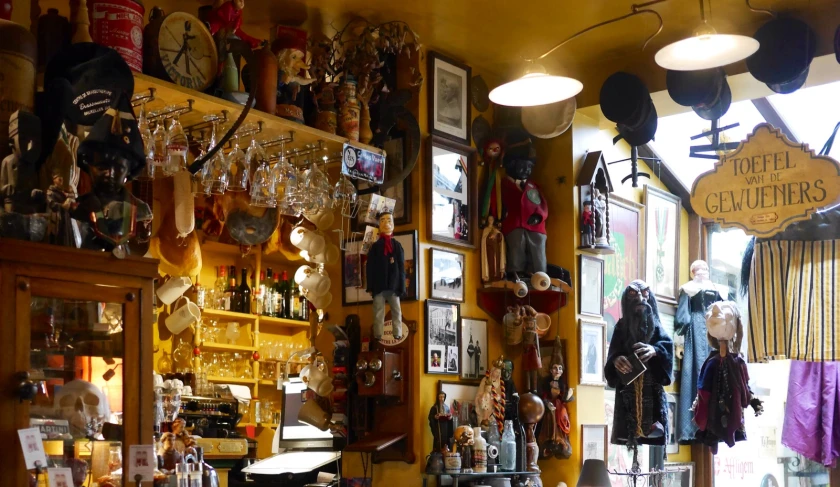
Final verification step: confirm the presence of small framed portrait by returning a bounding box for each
[428,51,471,145]
[667,393,679,454]
[579,320,607,386]
[644,185,682,304]
[581,424,608,464]
[430,248,466,302]
[460,318,488,380]
[341,230,418,305]
[580,254,605,317]
[425,300,461,375]
[662,463,695,487]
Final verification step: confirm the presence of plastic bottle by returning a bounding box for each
[501,420,516,471]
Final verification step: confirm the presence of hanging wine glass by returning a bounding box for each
[249,135,275,207]
[226,130,249,192]
[202,116,229,194]
[192,131,210,196]
[333,175,357,207]
[164,107,188,176]
[302,160,330,213]
[137,102,155,180]
[271,144,299,215]
[151,111,167,171]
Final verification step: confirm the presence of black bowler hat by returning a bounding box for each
[77,93,146,180]
[503,128,536,164]
[747,16,816,92]
[600,72,650,126]
[768,65,810,95]
[666,68,724,108]
[617,100,658,146]
[693,73,731,121]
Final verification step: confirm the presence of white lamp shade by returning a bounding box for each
[655,33,759,71]
[490,71,583,107]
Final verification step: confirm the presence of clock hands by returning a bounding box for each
[163,22,207,83]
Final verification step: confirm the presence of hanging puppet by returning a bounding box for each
[674,260,722,443]
[693,301,763,453]
[538,340,574,459]
[604,279,674,447]
[365,210,404,340]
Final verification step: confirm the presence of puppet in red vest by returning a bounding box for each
[488,130,548,279]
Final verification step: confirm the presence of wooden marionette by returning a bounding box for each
[693,301,763,454]
[476,356,506,434]
[365,210,405,340]
[479,140,507,282]
[520,305,541,392]
[272,26,314,124]
[539,340,574,459]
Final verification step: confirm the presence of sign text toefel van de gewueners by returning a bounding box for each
[690,123,840,238]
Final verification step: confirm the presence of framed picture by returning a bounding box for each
[354,134,411,228]
[579,320,607,386]
[581,424,608,464]
[427,136,476,248]
[658,303,681,378]
[431,248,465,302]
[428,51,471,144]
[460,318,487,380]
[580,255,605,317]
[644,185,681,304]
[666,393,679,454]
[341,230,418,305]
[662,463,695,487]
[425,300,461,375]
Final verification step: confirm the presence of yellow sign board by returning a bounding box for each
[690,123,840,237]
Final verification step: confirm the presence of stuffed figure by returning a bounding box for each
[272,26,314,124]
[206,0,261,49]
[365,210,404,340]
[539,342,574,459]
[604,279,674,447]
[693,301,763,453]
[581,200,595,247]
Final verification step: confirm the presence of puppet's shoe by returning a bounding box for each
[646,422,665,438]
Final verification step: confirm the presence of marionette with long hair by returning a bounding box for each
[693,301,763,453]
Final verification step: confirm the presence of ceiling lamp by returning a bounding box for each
[655,0,759,71]
[489,0,666,107]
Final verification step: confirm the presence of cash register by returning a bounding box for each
[229,380,340,486]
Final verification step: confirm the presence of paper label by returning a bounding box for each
[47,467,73,487]
[18,427,47,469]
[129,444,155,481]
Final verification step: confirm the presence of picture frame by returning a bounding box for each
[430,248,466,302]
[427,136,476,249]
[662,462,695,487]
[666,393,679,454]
[425,300,461,375]
[428,51,471,145]
[341,230,419,305]
[644,185,681,304]
[580,254,605,317]
[460,318,488,380]
[581,424,608,464]
[353,134,411,229]
[579,320,607,386]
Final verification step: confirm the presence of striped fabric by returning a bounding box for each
[748,240,839,362]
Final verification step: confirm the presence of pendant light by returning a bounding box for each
[654,0,759,71]
[489,0,666,107]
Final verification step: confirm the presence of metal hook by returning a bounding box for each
[746,0,775,18]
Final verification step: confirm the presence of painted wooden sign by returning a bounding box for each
[690,123,840,237]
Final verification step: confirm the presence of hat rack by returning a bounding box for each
[607,146,658,187]
[689,119,741,159]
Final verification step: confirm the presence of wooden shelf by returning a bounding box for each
[259,315,310,328]
[236,423,256,428]
[201,342,256,352]
[133,73,384,159]
[206,376,257,385]
[258,423,279,428]
[258,379,280,387]
[202,308,258,321]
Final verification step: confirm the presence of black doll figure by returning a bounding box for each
[70,94,151,257]
[366,210,404,340]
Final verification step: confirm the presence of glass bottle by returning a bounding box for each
[238,267,251,314]
[280,271,291,318]
[261,268,273,316]
[501,420,516,471]
[486,423,501,468]
[299,292,309,321]
[254,270,265,315]
[226,265,238,312]
[272,272,283,318]
[151,114,167,169]
[195,277,205,309]
[214,266,227,309]
[107,442,122,475]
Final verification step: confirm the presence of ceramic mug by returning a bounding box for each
[157,276,193,305]
[166,296,201,334]
[305,290,333,310]
[531,271,551,291]
[314,209,334,230]
[306,358,334,397]
[302,273,330,297]
[297,398,331,431]
[535,313,552,336]
[294,265,316,285]
[290,226,326,255]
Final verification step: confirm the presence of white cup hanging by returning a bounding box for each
[157,276,193,305]
[165,296,201,334]
[290,226,325,255]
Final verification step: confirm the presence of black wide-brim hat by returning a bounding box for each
[747,16,816,86]
[616,99,658,147]
[503,127,537,164]
[767,64,810,94]
[666,68,725,107]
[78,93,145,180]
[600,72,651,126]
[692,73,732,121]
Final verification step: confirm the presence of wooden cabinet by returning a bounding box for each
[0,239,158,486]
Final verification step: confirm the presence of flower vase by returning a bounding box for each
[339,78,360,142]
[359,101,372,144]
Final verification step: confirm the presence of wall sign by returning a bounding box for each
[342,143,386,185]
[691,123,840,237]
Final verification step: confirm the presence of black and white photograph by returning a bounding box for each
[428,52,471,145]
[431,248,465,302]
[580,254,605,317]
[579,320,606,386]
[342,230,419,305]
[460,318,488,380]
[425,300,460,374]
[581,424,608,464]
[667,393,679,454]
[662,463,695,487]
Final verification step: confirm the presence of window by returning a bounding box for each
[768,80,840,158]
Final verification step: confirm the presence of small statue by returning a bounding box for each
[521,306,541,392]
[694,301,763,453]
[539,344,574,459]
[171,417,196,454]
[581,199,595,248]
[157,432,182,473]
[477,356,505,433]
[481,214,506,284]
[70,94,152,257]
[206,0,261,49]
[592,187,608,246]
[428,391,454,452]
[454,425,475,473]
[1,110,42,214]
[272,26,315,123]
[365,210,404,340]
[46,169,78,246]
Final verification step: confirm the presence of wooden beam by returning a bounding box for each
[752,98,799,142]
[638,144,694,214]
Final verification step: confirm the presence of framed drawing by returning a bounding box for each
[667,393,679,454]
[662,463,695,487]
[581,424,608,464]
[580,254,605,317]
[354,134,411,228]
[579,320,606,386]
[644,185,681,304]
[431,248,465,302]
[428,51,471,144]
[460,318,487,380]
[603,195,642,361]
[341,230,418,305]
[427,136,476,248]
[425,300,461,375]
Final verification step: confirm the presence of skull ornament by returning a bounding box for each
[54,380,110,438]
[454,424,475,447]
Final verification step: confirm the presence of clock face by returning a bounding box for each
[158,12,218,91]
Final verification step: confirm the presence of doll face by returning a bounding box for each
[505,158,534,181]
[490,367,501,382]
[379,213,394,234]
[502,360,513,381]
[706,301,738,341]
[89,152,130,196]
[550,363,563,380]
[691,261,710,281]
[485,142,501,159]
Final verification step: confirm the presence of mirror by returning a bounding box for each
[428,137,475,248]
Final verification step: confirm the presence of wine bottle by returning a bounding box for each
[227,265,239,312]
[299,292,309,321]
[281,270,292,319]
[239,268,251,314]
[215,266,227,306]
[263,268,274,316]
[272,272,283,318]
[255,270,265,315]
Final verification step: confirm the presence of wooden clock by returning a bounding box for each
[145,11,218,92]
